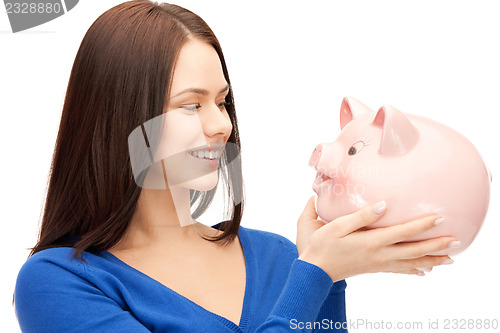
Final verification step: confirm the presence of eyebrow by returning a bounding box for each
[170,83,230,98]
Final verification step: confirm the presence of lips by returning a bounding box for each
[188,142,225,156]
[187,143,225,171]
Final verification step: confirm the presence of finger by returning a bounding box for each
[388,255,454,272]
[413,269,426,276]
[297,196,318,224]
[372,214,444,245]
[328,200,387,237]
[395,267,434,273]
[386,268,426,276]
[296,197,324,254]
[416,267,433,273]
[388,237,459,260]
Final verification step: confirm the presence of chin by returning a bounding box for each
[177,170,219,191]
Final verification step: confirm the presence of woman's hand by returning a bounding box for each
[296,196,458,282]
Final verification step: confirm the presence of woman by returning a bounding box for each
[14,1,457,332]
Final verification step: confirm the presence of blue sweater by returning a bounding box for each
[15,224,347,332]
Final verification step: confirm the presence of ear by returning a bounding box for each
[340,96,374,130]
[372,105,419,156]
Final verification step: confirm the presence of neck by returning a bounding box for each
[114,185,216,251]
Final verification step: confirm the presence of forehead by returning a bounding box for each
[170,39,227,93]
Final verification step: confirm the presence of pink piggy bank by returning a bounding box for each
[309,97,491,256]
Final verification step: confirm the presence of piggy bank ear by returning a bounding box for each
[372,105,419,156]
[340,96,374,130]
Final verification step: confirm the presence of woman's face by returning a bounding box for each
[151,38,233,191]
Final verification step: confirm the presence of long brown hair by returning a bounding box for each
[29,0,244,261]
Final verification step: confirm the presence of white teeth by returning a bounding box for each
[189,150,221,159]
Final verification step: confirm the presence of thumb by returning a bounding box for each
[297,196,324,256]
[298,196,319,223]
[297,196,325,235]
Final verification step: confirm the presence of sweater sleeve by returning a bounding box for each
[313,279,348,332]
[14,253,152,333]
[254,258,347,332]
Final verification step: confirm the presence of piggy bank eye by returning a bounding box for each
[348,141,365,156]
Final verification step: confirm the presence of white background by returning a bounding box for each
[1,1,499,332]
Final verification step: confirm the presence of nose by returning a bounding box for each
[203,105,233,140]
[309,144,323,168]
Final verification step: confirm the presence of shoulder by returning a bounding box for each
[17,247,85,280]
[240,225,296,246]
[15,248,88,318]
[15,248,91,298]
[15,246,118,303]
[239,225,298,259]
[15,248,152,332]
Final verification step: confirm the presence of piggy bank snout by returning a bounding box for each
[309,143,338,177]
[309,144,323,168]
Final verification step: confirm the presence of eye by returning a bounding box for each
[181,103,202,113]
[348,141,365,156]
[217,101,232,111]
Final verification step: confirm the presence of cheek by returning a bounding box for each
[154,112,206,160]
[166,111,204,135]
[348,151,380,181]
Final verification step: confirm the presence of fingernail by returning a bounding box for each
[373,201,386,215]
[441,258,454,265]
[417,267,432,272]
[434,217,445,226]
[416,271,425,276]
[448,241,461,249]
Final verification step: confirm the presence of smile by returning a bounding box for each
[189,150,221,159]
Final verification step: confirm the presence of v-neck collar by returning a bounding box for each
[99,224,253,332]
